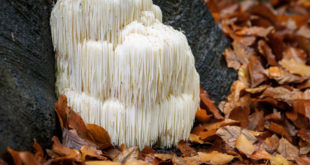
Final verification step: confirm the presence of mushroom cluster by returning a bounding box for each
[50,0,200,148]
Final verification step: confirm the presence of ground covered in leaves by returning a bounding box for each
[2,0,310,165]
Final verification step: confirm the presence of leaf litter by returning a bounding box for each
[5,0,310,164]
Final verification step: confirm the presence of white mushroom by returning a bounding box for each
[50,0,200,148]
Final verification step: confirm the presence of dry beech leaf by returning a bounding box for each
[182,155,202,165]
[235,134,256,156]
[172,155,186,165]
[80,145,107,161]
[85,161,121,165]
[216,126,257,148]
[195,108,211,123]
[154,154,173,161]
[297,26,310,39]
[270,154,290,165]
[7,147,40,165]
[113,146,139,163]
[189,134,204,144]
[278,138,299,161]
[258,40,277,66]
[86,124,111,146]
[297,128,310,143]
[177,140,197,157]
[282,47,307,64]
[263,134,280,153]
[279,59,310,78]
[198,151,234,165]
[248,55,266,87]
[235,26,273,37]
[265,122,292,142]
[51,136,81,161]
[200,89,224,119]
[264,66,304,84]
[202,118,239,131]
[124,160,149,165]
[223,48,241,70]
[33,140,45,163]
[250,147,271,160]
[295,156,310,165]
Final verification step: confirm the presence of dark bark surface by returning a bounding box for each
[153,0,237,104]
[0,0,59,158]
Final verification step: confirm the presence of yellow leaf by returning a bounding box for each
[198,151,234,165]
[189,134,204,144]
[236,134,256,156]
[270,154,290,165]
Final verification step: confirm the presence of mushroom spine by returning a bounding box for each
[50,0,200,148]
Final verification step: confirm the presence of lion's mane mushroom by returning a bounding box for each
[50,0,200,148]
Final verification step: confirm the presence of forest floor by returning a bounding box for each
[3,0,310,165]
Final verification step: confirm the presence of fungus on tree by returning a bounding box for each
[50,0,200,148]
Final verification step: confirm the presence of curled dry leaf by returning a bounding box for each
[198,151,234,165]
[278,138,299,161]
[235,134,256,156]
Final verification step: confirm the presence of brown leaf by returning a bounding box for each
[258,40,277,66]
[223,48,241,70]
[86,124,111,147]
[202,118,239,131]
[283,47,307,64]
[172,155,186,165]
[248,110,265,131]
[154,154,173,161]
[278,138,299,161]
[296,156,310,165]
[228,106,250,128]
[263,134,280,153]
[62,128,96,150]
[177,140,197,157]
[113,147,139,164]
[33,140,45,163]
[182,156,202,165]
[195,108,211,123]
[7,148,40,165]
[236,26,273,37]
[236,134,256,156]
[51,136,81,161]
[265,122,292,142]
[264,66,304,84]
[85,161,121,165]
[248,4,277,24]
[250,147,271,160]
[261,86,303,105]
[198,151,234,165]
[216,126,257,148]
[200,89,224,119]
[293,100,310,120]
[197,129,217,140]
[279,59,310,78]
[80,145,107,161]
[248,55,266,87]
[189,134,204,144]
[298,128,310,143]
[265,109,282,121]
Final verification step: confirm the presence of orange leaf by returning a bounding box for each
[86,124,111,147]
[195,108,211,123]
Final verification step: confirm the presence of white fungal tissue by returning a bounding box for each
[50,0,200,148]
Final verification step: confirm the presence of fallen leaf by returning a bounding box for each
[202,118,239,131]
[182,156,202,165]
[236,134,256,156]
[177,141,197,157]
[124,160,149,165]
[250,147,271,160]
[236,26,273,37]
[113,147,139,164]
[228,106,250,128]
[216,126,257,148]
[195,108,211,123]
[270,154,290,165]
[279,59,310,78]
[172,155,186,165]
[33,140,45,163]
[293,100,310,120]
[278,138,299,161]
[200,89,224,119]
[62,128,95,150]
[258,40,277,66]
[189,134,204,144]
[86,124,111,147]
[296,156,310,165]
[297,128,310,143]
[198,151,234,165]
[264,66,304,84]
[85,161,121,165]
[154,154,173,161]
[248,55,266,87]
[80,145,107,161]
[197,129,217,140]
[247,110,264,131]
[7,148,40,165]
[282,47,307,64]
[265,122,292,142]
[51,136,81,161]
[263,134,280,153]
